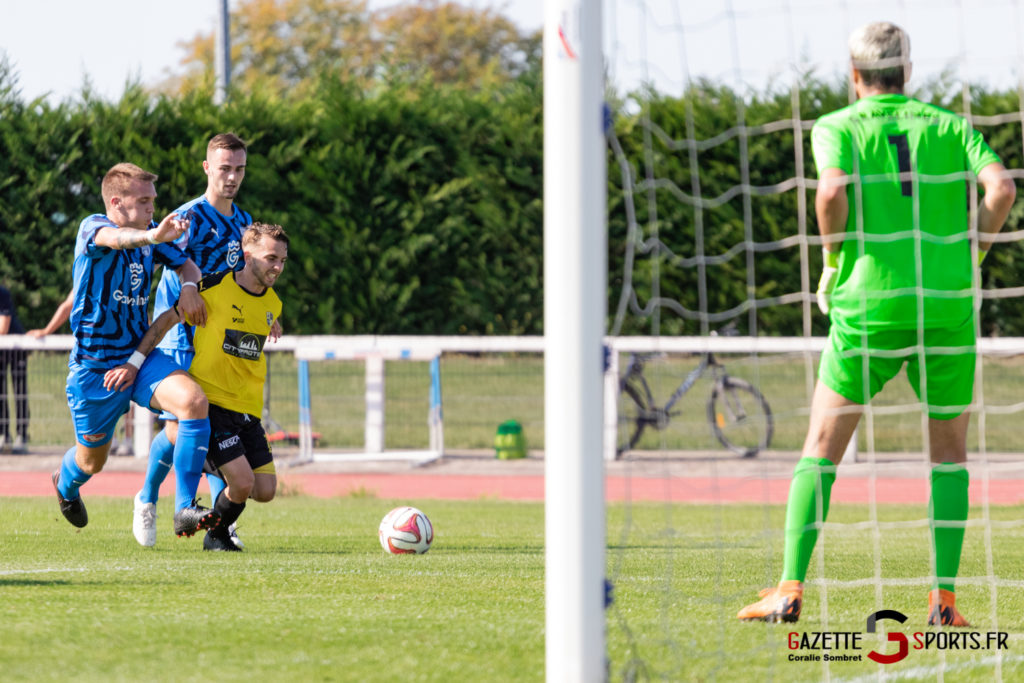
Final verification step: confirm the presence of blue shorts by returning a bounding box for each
[66,353,187,447]
[155,348,194,421]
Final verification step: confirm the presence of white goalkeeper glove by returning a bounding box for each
[816,248,840,315]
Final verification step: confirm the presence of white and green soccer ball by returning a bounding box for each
[378,506,434,554]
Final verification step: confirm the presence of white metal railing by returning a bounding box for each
[7,335,1024,461]
[11,334,1024,354]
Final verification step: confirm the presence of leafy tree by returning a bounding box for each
[373,1,540,90]
[165,0,540,98]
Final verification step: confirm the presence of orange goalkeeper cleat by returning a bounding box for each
[737,580,803,623]
[927,588,970,627]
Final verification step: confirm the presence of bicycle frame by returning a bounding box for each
[617,338,773,458]
[659,352,729,416]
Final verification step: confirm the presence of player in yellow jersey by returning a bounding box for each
[110,222,289,551]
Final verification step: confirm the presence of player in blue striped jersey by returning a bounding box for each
[133,133,265,548]
[53,163,219,539]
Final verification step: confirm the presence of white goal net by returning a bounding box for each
[600,1,1024,680]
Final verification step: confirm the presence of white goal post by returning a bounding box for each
[544,0,606,680]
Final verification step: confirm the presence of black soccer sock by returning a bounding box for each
[213,490,247,531]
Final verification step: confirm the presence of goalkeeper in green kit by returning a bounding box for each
[738,21,1016,626]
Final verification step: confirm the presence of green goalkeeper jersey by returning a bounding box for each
[811,93,1001,330]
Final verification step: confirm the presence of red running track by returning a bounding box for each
[3,470,1024,504]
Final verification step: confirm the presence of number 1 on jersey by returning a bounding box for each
[887,133,912,197]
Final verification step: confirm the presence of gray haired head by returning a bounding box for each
[849,22,910,90]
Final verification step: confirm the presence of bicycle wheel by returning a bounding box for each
[706,376,773,457]
[617,371,651,458]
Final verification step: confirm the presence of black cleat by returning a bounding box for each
[51,470,88,528]
[227,523,244,549]
[203,528,242,552]
[173,500,220,538]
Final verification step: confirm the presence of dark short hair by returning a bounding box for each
[207,132,248,154]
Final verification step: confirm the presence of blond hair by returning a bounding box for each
[849,22,910,90]
[101,163,158,205]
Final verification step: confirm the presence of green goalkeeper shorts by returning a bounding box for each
[818,317,976,419]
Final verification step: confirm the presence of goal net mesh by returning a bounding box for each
[603,1,1024,679]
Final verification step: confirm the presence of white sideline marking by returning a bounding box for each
[0,567,90,576]
[833,653,1024,683]
[0,566,133,576]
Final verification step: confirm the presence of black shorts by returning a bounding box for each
[204,404,274,474]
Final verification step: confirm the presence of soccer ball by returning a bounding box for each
[378,506,434,554]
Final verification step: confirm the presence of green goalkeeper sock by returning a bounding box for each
[781,457,836,583]
[930,463,969,593]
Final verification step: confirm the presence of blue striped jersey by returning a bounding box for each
[153,196,253,352]
[70,214,188,370]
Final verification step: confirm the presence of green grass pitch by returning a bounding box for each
[2,496,1023,681]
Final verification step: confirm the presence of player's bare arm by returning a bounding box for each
[813,167,850,314]
[175,259,207,328]
[93,225,151,250]
[815,167,850,250]
[102,308,183,392]
[27,291,73,338]
[94,214,191,251]
[976,162,1016,252]
[142,308,185,357]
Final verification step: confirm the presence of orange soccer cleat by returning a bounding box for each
[737,580,803,623]
[927,588,970,627]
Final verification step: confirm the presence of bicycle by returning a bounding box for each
[616,333,774,458]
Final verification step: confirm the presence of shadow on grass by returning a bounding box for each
[0,578,75,586]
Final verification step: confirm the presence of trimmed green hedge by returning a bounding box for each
[2,72,1020,336]
[0,77,542,335]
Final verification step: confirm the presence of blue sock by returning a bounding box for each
[207,473,227,504]
[140,429,174,504]
[58,447,91,500]
[173,418,211,512]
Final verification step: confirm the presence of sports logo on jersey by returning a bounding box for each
[114,289,149,306]
[266,312,274,326]
[129,262,145,291]
[222,329,265,361]
[232,304,244,323]
[226,240,241,269]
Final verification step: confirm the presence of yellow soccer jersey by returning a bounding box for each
[187,270,281,416]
